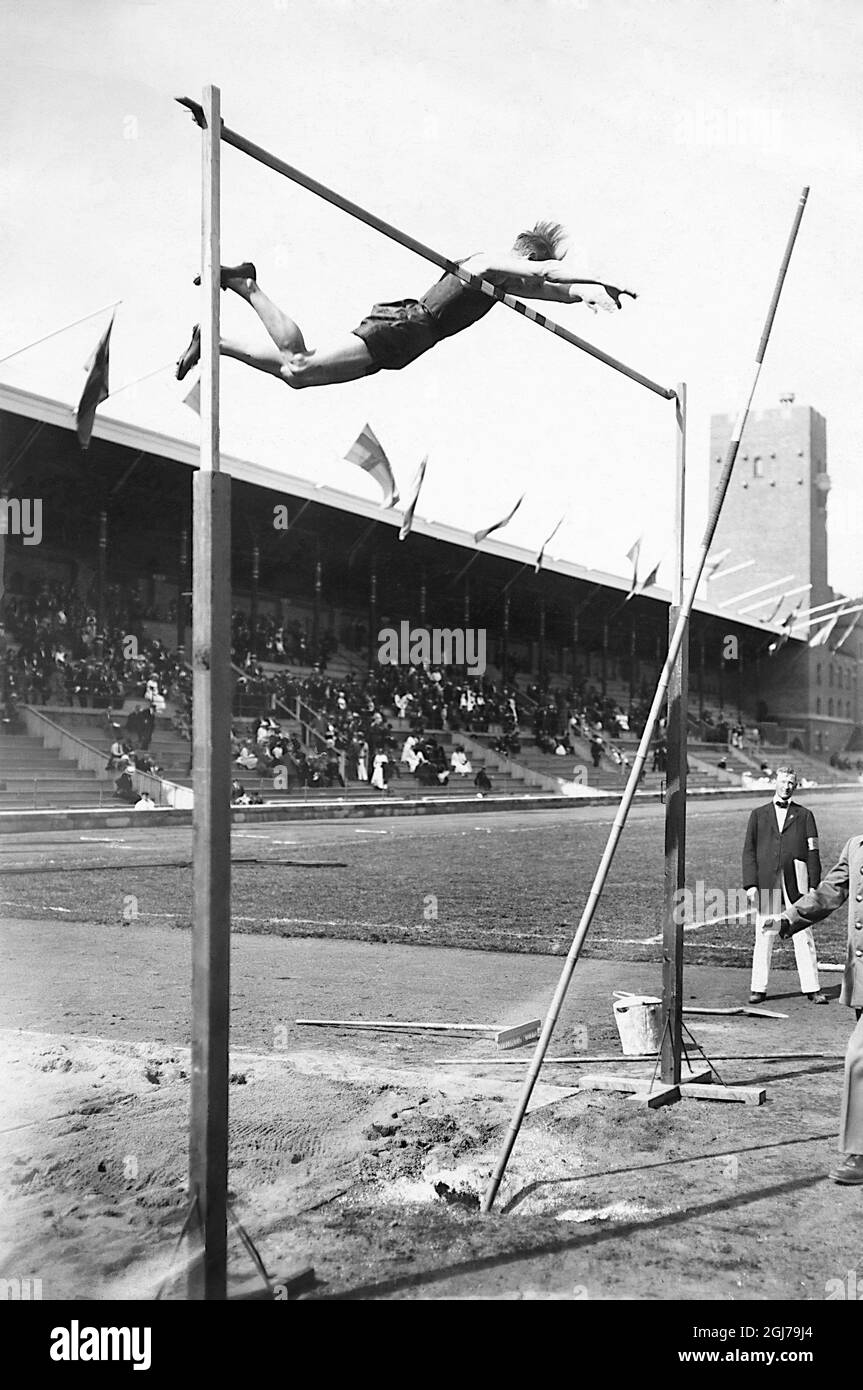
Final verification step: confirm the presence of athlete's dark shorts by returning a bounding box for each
[351,299,440,372]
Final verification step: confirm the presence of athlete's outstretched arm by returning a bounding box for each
[461,253,636,309]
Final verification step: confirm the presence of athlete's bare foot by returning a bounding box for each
[175,324,201,381]
[193,262,258,293]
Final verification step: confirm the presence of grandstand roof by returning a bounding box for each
[0,380,792,639]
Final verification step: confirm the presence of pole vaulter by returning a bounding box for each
[176,96,674,401]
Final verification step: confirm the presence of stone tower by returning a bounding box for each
[707,396,831,618]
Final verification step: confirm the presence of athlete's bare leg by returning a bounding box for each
[178,265,380,388]
[223,267,309,354]
[220,333,377,388]
[225,268,378,389]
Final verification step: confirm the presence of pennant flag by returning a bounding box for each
[763,595,784,625]
[398,454,428,541]
[808,609,843,648]
[76,313,115,450]
[345,423,399,508]
[534,514,565,573]
[473,493,524,545]
[182,377,201,416]
[768,604,802,655]
[624,535,642,599]
[637,560,661,593]
[704,548,731,580]
[834,610,862,651]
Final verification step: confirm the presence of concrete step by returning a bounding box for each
[1,774,101,790]
[0,756,85,770]
[0,791,115,809]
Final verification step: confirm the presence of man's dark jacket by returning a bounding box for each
[742,800,821,904]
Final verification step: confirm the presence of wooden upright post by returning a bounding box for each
[188,84,232,1301]
[482,192,807,1214]
[661,384,688,1085]
[176,527,189,656]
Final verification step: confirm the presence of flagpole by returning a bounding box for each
[188,83,231,1302]
[104,361,175,402]
[0,301,122,367]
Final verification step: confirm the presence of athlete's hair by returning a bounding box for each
[512,220,567,261]
[776,764,797,779]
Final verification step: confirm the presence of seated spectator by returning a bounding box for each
[450,746,473,776]
[415,759,441,787]
[114,768,137,803]
[106,736,129,771]
[474,767,492,793]
[134,792,156,810]
[131,750,159,774]
[236,743,259,770]
[401,733,420,769]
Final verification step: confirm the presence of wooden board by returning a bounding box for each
[579,1066,712,1095]
[433,1052,843,1065]
[683,1006,788,1019]
[296,1018,541,1047]
[494,1020,542,1050]
[629,1085,680,1109]
[679,1083,766,1105]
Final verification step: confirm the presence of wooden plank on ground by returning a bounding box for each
[296,1018,541,1045]
[494,1020,542,1050]
[432,1052,843,1065]
[628,1084,681,1109]
[679,1083,766,1105]
[296,1018,496,1033]
[683,1006,788,1019]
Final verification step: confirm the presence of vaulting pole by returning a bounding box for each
[188,83,232,1299]
[481,187,809,1213]
[175,97,674,401]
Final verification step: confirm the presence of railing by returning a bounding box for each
[2,777,115,811]
[20,706,116,777]
[272,697,326,750]
[17,705,192,809]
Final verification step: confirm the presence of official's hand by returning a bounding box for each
[777,915,794,940]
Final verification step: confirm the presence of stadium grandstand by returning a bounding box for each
[1,381,861,813]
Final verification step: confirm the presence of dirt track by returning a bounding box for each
[1,919,858,1301]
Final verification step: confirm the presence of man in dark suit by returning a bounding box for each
[742,764,827,1004]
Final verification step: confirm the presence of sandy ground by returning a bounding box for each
[1,918,858,1302]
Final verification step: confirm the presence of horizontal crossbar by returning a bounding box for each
[176,97,675,401]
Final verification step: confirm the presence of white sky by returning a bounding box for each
[1,0,861,596]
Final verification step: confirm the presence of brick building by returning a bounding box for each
[708,395,861,757]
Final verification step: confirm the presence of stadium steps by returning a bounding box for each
[756,748,853,786]
[0,730,111,809]
[33,709,193,783]
[379,720,531,793]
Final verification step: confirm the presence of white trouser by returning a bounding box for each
[750,916,820,995]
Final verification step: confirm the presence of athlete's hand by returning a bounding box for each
[569,283,637,313]
[600,284,638,310]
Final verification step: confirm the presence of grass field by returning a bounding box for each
[1,792,857,968]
